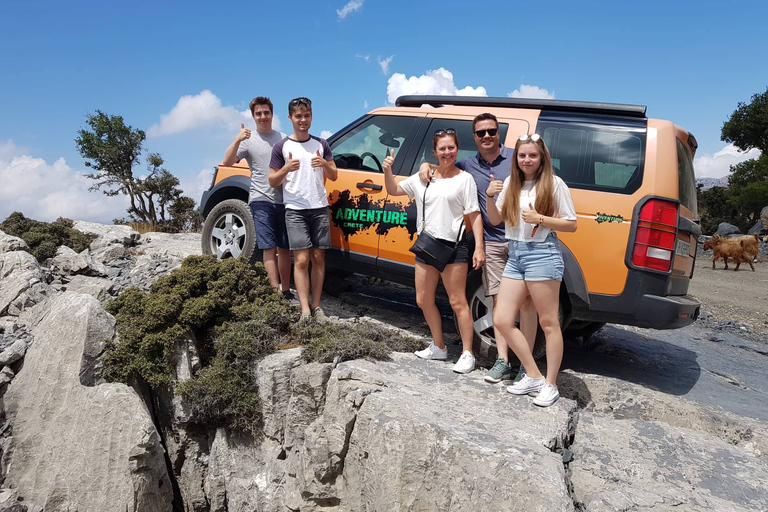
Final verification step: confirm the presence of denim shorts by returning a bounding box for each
[249,202,289,250]
[285,207,332,251]
[502,232,564,282]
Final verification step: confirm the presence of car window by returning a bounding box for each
[330,115,416,173]
[408,119,509,175]
[676,139,698,217]
[540,122,645,194]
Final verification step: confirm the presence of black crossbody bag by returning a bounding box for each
[409,181,464,272]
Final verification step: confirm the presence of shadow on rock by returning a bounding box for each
[563,325,701,396]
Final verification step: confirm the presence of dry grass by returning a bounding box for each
[124,221,161,234]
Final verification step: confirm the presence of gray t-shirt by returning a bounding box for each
[237,130,286,203]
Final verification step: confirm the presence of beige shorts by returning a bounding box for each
[482,240,509,296]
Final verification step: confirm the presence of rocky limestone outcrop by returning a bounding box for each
[2,293,172,511]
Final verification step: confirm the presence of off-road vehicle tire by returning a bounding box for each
[201,199,261,263]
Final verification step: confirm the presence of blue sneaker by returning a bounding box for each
[484,358,513,383]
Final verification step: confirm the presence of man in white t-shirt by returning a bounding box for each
[221,96,292,300]
[269,97,338,320]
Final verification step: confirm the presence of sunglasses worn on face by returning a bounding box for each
[519,133,541,142]
[474,128,498,137]
[434,128,456,136]
[289,97,312,107]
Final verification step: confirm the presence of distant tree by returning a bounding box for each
[75,111,198,230]
[697,185,739,235]
[721,87,768,154]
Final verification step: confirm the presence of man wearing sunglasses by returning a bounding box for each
[269,97,338,321]
[420,113,537,383]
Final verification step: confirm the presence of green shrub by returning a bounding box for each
[0,212,92,261]
[104,254,420,434]
[296,320,422,364]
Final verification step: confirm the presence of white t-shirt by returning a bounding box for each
[270,135,333,210]
[400,170,480,241]
[495,175,576,242]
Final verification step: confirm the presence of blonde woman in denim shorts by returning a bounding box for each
[485,134,577,406]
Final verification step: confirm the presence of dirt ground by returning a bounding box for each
[688,254,768,335]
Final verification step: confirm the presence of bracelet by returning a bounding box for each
[539,215,545,225]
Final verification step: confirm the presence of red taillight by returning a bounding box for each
[631,199,678,272]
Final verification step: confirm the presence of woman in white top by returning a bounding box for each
[383,129,486,374]
[486,134,577,406]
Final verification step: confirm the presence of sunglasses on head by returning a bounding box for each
[289,97,312,107]
[434,128,456,136]
[474,128,498,138]
[518,133,541,142]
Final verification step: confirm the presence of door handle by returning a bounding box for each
[356,182,383,190]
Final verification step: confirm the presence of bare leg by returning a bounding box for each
[491,295,509,361]
[293,249,311,314]
[441,263,473,354]
[414,262,444,348]
[494,277,543,378]
[527,280,563,385]
[520,295,538,352]
[309,248,326,309]
[262,247,279,289]
[277,247,292,292]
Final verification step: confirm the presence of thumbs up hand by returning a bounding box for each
[485,173,503,198]
[311,148,326,170]
[383,148,396,174]
[236,122,251,142]
[286,151,300,172]
[521,202,540,224]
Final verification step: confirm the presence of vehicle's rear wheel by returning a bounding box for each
[463,270,551,366]
[201,199,261,263]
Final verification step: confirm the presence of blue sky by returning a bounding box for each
[1,0,766,222]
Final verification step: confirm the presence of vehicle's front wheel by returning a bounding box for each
[464,270,549,366]
[201,199,260,263]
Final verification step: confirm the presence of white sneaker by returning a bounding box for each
[414,341,448,360]
[533,382,560,407]
[506,375,546,395]
[452,351,476,374]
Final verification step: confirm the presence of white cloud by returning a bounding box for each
[148,90,246,137]
[363,101,369,109]
[320,130,334,140]
[337,0,363,20]
[0,139,28,165]
[355,54,371,62]
[507,84,555,99]
[179,167,215,202]
[693,144,761,179]
[386,67,487,105]
[0,153,128,223]
[378,55,394,75]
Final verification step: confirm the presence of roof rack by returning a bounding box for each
[395,95,647,118]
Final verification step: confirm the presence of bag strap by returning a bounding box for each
[421,180,465,248]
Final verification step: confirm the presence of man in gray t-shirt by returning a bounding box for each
[222,96,291,299]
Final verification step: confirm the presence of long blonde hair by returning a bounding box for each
[501,136,556,226]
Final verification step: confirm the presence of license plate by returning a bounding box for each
[675,239,691,257]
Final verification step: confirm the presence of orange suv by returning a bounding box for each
[200,95,701,355]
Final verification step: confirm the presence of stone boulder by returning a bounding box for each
[0,251,43,317]
[47,246,107,277]
[63,274,114,303]
[0,232,28,255]
[138,232,202,259]
[715,222,741,236]
[569,412,768,511]
[747,205,768,235]
[2,292,172,511]
[72,221,139,250]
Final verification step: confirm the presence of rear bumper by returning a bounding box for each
[635,294,700,329]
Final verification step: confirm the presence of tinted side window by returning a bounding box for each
[676,140,698,217]
[408,119,509,175]
[330,115,417,173]
[538,117,646,194]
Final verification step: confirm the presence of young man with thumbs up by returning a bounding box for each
[222,97,292,300]
[269,97,338,320]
